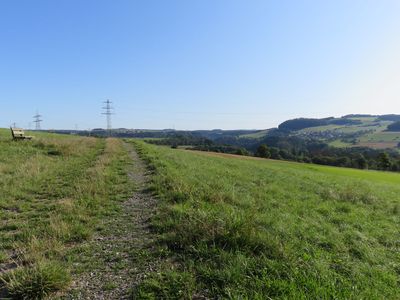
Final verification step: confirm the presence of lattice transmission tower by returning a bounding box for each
[102,100,114,136]
[33,112,43,130]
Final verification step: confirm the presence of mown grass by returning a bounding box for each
[239,129,270,139]
[131,141,400,299]
[361,131,400,143]
[0,129,133,299]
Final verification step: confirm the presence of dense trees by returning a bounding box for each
[378,152,391,170]
[386,121,400,132]
[355,154,368,169]
[329,118,362,125]
[255,144,270,158]
[278,118,329,131]
[377,114,400,122]
[278,117,361,132]
[148,133,213,147]
[156,133,400,173]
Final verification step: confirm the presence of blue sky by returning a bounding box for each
[1,0,400,130]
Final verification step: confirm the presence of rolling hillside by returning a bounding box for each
[50,115,400,153]
[132,141,400,299]
[1,129,399,299]
[244,115,400,150]
[296,116,399,149]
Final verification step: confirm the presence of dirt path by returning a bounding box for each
[65,143,158,299]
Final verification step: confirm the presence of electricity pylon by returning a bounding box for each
[33,112,43,130]
[102,100,114,137]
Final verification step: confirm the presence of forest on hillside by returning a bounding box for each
[148,132,400,172]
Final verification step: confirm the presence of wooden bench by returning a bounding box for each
[10,127,33,140]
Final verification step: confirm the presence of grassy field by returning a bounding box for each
[299,120,387,135]
[328,139,350,148]
[226,117,400,150]
[1,129,399,299]
[0,129,133,299]
[132,141,400,299]
[300,118,400,149]
[299,124,343,133]
[331,128,400,149]
[360,131,400,142]
[239,129,270,139]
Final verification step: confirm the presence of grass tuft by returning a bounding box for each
[132,271,195,299]
[0,251,7,264]
[320,183,377,204]
[1,260,70,300]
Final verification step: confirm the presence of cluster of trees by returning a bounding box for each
[386,121,400,132]
[377,114,400,122]
[278,117,361,132]
[146,134,250,155]
[255,143,400,171]
[146,132,400,172]
[193,144,249,155]
[147,133,213,147]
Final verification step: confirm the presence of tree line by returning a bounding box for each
[148,133,400,172]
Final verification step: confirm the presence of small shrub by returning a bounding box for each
[68,222,92,242]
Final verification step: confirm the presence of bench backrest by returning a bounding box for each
[11,128,26,138]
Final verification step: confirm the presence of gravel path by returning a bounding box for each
[65,143,158,299]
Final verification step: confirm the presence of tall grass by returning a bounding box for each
[131,140,400,299]
[0,130,133,299]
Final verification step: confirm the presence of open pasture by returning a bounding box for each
[0,129,132,299]
[133,141,400,299]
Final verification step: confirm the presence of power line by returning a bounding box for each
[102,100,114,136]
[128,108,284,116]
[33,112,43,130]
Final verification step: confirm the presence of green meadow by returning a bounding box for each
[132,141,400,299]
[360,131,400,143]
[0,129,399,299]
[239,129,271,139]
[0,129,132,299]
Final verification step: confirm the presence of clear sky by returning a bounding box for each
[1,0,400,130]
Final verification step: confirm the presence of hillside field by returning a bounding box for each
[132,141,400,299]
[298,117,400,149]
[0,129,399,299]
[0,129,133,298]
[239,116,400,150]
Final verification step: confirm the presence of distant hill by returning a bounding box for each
[231,114,400,150]
[52,128,262,140]
[285,115,400,150]
[259,114,400,150]
[278,117,361,132]
[377,114,400,122]
[50,114,400,151]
